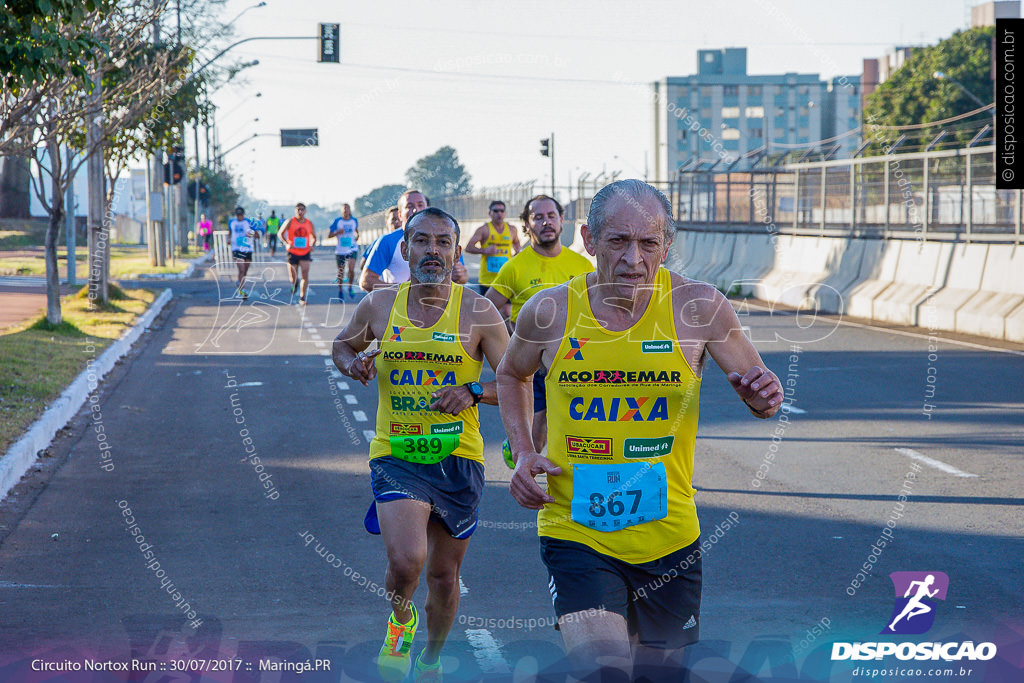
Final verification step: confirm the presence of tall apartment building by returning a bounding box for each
[652,48,860,182]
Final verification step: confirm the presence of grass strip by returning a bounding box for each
[0,284,158,455]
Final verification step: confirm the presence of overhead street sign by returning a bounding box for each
[319,23,339,63]
[281,129,319,147]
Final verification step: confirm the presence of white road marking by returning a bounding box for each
[894,448,977,478]
[320,349,331,356]
[459,576,468,595]
[323,358,333,366]
[353,411,367,422]
[235,382,263,388]
[362,430,376,442]
[782,403,806,414]
[464,629,510,674]
[314,342,326,349]
[739,301,1024,357]
[344,394,358,405]
[0,581,61,588]
[336,382,349,391]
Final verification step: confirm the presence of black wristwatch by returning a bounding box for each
[464,381,484,405]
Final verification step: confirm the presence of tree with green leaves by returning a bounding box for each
[405,146,472,199]
[192,164,239,228]
[863,27,995,151]
[354,183,407,216]
[0,0,112,94]
[1,1,194,323]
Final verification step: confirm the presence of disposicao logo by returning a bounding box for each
[831,571,997,663]
[883,571,947,635]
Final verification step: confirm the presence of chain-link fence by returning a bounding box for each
[675,145,1021,243]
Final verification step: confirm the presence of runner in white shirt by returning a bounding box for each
[228,206,257,299]
[329,203,360,300]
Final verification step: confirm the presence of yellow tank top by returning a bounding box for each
[539,268,701,563]
[479,222,515,286]
[368,283,484,463]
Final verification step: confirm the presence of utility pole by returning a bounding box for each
[550,133,555,197]
[150,1,166,266]
[145,160,155,263]
[64,146,76,286]
[194,123,201,248]
[86,70,108,303]
[540,133,555,197]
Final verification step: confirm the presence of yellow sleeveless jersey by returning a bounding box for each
[489,246,594,323]
[539,268,701,563]
[479,222,515,286]
[368,283,484,464]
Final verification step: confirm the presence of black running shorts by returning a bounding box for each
[540,535,702,649]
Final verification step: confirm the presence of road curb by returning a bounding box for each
[0,288,174,502]
[128,252,211,280]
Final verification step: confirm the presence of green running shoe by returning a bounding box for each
[378,603,417,682]
[414,651,442,682]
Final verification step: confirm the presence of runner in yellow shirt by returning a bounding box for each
[485,195,593,452]
[333,207,508,683]
[464,200,521,295]
[497,180,783,681]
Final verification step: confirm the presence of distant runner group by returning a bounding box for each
[323,180,784,682]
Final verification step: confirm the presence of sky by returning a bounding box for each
[200,0,974,209]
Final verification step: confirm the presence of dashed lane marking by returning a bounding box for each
[464,629,510,674]
[895,447,977,478]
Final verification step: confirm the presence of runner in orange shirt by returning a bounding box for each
[280,202,317,304]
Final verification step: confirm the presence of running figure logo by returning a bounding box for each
[882,571,949,635]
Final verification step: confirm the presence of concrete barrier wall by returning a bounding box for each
[922,243,988,334]
[956,245,1024,341]
[871,242,951,326]
[667,229,1024,343]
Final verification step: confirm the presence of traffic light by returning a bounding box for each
[187,178,209,204]
[540,138,550,157]
[163,160,184,185]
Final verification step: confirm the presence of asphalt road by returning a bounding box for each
[0,247,1021,682]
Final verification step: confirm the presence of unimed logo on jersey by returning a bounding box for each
[883,571,948,635]
[566,436,613,457]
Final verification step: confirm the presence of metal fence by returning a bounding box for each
[433,182,538,224]
[674,145,1022,243]
[212,231,267,273]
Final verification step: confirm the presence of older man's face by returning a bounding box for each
[587,195,671,295]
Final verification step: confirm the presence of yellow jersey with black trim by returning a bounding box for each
[369,283,484,464]
[539,268,701,563]
[489,246,593,323]
[479,222,516,286]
